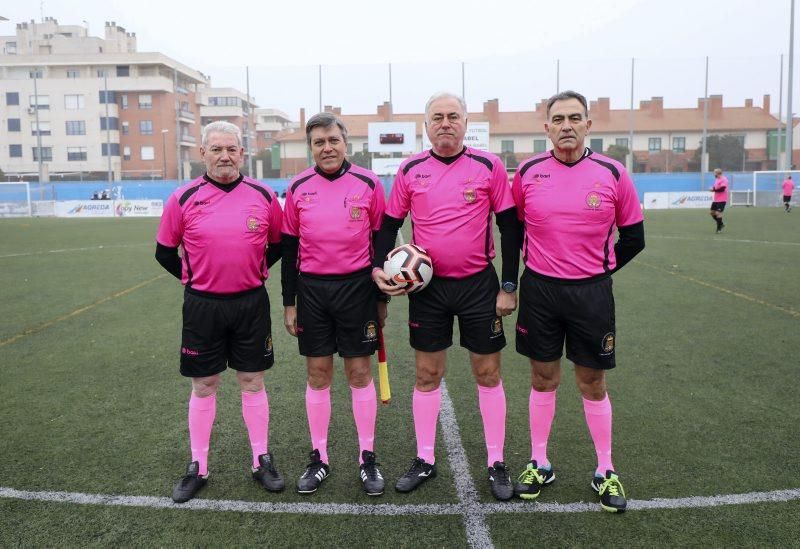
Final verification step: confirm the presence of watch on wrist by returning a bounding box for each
[501,281,517,293]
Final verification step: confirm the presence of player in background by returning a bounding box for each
[155,121,284,503]
[511,91,644,512]
[281,113,388,496]
[782,175,794,212]
[710,168,729,232]
[372,92,522,501]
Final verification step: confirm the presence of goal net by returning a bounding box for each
[750,170,800,207]
[0,182,32,217]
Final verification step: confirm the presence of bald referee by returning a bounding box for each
[510,91,644,512]
[282,113,388,496]
[156,121,284,503]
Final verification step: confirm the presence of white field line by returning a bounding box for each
[648,235,800,247]
[0,242,151,259]
[2,486,799,515]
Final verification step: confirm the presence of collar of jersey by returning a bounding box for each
[430,146,466,165]
[549,147,592,168]
[314,160,351,181]
[203,173,243,192]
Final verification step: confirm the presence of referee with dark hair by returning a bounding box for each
[281,112,388,496]
[156,121,284,503]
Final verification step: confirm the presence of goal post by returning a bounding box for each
[752,170,800,207]
[0,182,32,217]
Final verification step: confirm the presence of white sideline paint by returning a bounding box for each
[648,235,800,247]
[0,242,151,259]
[3,486,799,515]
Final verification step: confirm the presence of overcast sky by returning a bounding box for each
[2,0,797,119]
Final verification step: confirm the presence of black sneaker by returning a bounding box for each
[297,449,330,494]
[359,450,385,496]
[514,460,555,500]
[591,470,627,513]
[395,457,437,493]
[252,452,285,492]
[487,461,513,501]
[171,461,208,503]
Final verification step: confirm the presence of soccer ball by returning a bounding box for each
[384,244,433,294]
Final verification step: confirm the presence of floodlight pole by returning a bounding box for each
[104,71,113,184]
[556,59,560,93]
[778,54,784,170]
[628,58,635,173]
[246,65,254,178]
[701,56,709,189]
[33,68,44,182]
[786,0,795,169]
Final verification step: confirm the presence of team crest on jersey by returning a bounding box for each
[350,206,362,220]
[586,192,602,209]
[463,188,476,203]
[490,317,503,337]
[364,321,378,341]
[246,216,260,231]
[600,332,615,355]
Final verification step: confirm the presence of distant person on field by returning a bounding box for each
[510,90,644,512]
[710,168,728,233]
[372,92,522,501]
[782,175,794,213]
[281,113,388,496]
[155,120,285,503]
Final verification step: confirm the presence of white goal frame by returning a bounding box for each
[751,170,800,207]
[0,182,32,217]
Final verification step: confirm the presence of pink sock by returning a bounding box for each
[530,389,557,468]
[241,389,269,469]
[188,393,216,476]
[583,394,614,475]
[351,380,377,463]
[306,384,331,464]
[477,381,506,466]
[412,386,441,464]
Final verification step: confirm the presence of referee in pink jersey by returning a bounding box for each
[782,175,794,212]
[510,91,644,512]
[156,121,285,503]
[710,168,729,232]
[372,92,522,501]
[281,113,388,496]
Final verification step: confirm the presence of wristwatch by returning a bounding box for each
[501,281,517,293]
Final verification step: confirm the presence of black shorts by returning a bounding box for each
[180,286,274,378]
[515,269,616,370]
[296,269,379,358]
[408,264,505,354]
[710,202,726,212]
[784,195,792,204]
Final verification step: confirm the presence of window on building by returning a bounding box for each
[65,120,86,135]
[121,121,129,135]
[533,139,547,153]
[97,69,109,78]
[362,143,368,153]
[116,65,130,77]
[672,137,686,153]
[138,94,153,109]
[616,137,629,148]
[648,137,662,152]
[5,41,17,54]
[141,146,155,160]
[139,120,153,135]
[98,90,116,104]
[123,146,131,161]
[590,138,603,152]
[29,69,43,79]
[100,117,119,131]
[9,144,23,158]
[29,95,50,109]
[501,140,514,153]
[101,143,120,157]
[67,147,88,161]
[8,119,21,132]
[32,147,53,161]
[346,143,353,155]
[6,92,20,105]
[121,94,128,109]
[64,94,85,110]
[32,121,51,136]
[66,69,80,78]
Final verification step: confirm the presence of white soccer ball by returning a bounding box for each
[384,244,433,294]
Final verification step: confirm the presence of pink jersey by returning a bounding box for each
[712,176,729,202]
[512,149,643,280]
[282,161,385,275]
[156,174,282,294]
[783,179,795,196]
[385,146,514,278]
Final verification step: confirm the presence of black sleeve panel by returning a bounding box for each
[495,207,522,284]
[266,240,282,269]
[280,234,300,306]
[613,221,645,273]
[372,214,405,269]
[155,243,182,279]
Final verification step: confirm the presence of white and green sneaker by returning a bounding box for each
[514,460,555,500]
[591,470,627,513]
